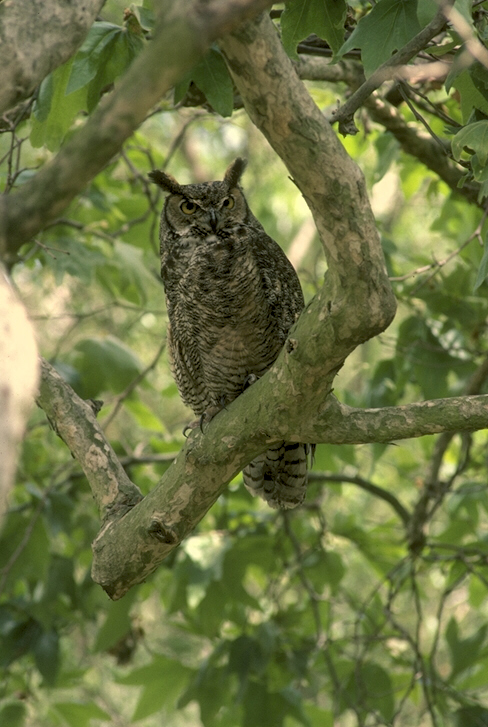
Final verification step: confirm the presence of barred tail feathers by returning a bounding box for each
[243,441,310,509]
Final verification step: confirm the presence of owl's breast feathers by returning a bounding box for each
[162,222,303,412]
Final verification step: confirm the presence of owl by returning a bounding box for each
[149,158,311,509]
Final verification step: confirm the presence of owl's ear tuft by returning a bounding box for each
[148,169,184,195]
[223,158,247,189]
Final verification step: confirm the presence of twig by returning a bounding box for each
[331,1,454,135]
[308,471,411,527]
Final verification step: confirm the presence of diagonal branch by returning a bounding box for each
[0,0,105,115]
[38,348,488,599]
[331,1,453,135]
[1,0,273,257]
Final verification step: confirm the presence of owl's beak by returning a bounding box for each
[207,208,218,231]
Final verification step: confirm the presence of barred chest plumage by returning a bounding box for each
[149,158,312,510]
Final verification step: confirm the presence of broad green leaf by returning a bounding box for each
[73,335,143,398]
[242,682,309,727]
[343,662,395,722]
[116,656,192,721]
[281,0,347,58]
[446,617,488,678]
[303,704,334,727]
[191,48,234,118]
[0,702,27,727]
[54,702,111,727]
[34,630,60,685]
[0,617,43,668]
[124,398,165,432]
[473,235,488,290]
[0,513,50,589]
[454,706,488,727]
[452,121,488,166]
[66,23,122,95]
[338,0,422,77]
[449,69,488,122]
[98,240,158,305]
[36,237,107,285]
[228,635,268,685]
[30,58,88,151]
[85,28,144,113]
[93,587,139,652]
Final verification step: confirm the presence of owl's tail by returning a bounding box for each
[243,442,312,509]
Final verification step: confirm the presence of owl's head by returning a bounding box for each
[149,158,250,234]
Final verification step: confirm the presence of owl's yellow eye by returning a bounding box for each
[180,200,197,215]
[221,196,235,210]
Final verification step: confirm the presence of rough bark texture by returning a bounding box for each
[1,0,273,254]
[0,0,105,115]
[39,352,488,598]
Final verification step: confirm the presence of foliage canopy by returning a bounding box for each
[2,1,488,726]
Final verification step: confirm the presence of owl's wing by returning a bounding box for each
[251,227,305,336]
[167,322,208,416]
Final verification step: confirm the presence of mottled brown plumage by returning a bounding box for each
[149,159,310,509]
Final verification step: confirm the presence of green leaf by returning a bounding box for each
[191,48,234,117]
[454,706,488,727]
[66,23,123,95]
[446,617,488,678]
[242,682,309,727]
[117,656,192,721]
[124,398,165,432]
[473,235,488,291]
[0,702,27,727]
[0,512,50,589]
[449,69,488,122]
[98,240,158,305]
[36,237,108,285]
[54,702,111,727]
[338,0,422,77]
[343,662,395,722]
[30,58,88,151]
[0,617,43,668]
[281,0,347,58]
[94,587,139,652]
[452,121,488,166]
[73,335,143,398]
[34,630,60,685]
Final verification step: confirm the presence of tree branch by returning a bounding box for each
[37,354,488,598]
[36,358,143,521]
[219,13,396,356]
[0,0,105,115]
[331,1,453,135]
[1,0,272,255]
[295,57,482,207]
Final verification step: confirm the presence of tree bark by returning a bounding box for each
[0,0,105,115]
[1,0,273,255]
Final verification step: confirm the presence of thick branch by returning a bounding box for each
[1,0,272,255]
[39,349,488,598]
[219,13,396,352]
[310,395,488,444]
[0,0,105,115]
[37,358,143,520]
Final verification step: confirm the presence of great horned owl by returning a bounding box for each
[149,158,311,509]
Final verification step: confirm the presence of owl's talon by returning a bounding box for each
[183,419,200,437]
[243,373,259,390]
